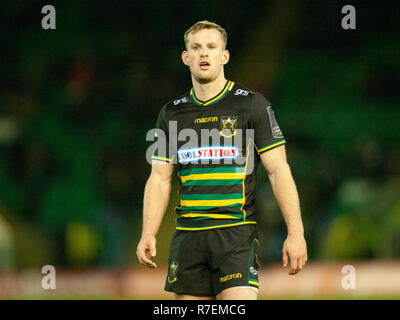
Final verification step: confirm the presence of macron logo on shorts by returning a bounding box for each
[220,273,242,283]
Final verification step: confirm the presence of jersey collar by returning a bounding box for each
[190,80,235,106]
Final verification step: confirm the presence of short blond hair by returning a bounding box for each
[184,20,228,49]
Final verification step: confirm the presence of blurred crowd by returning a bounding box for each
[0,0,399,270]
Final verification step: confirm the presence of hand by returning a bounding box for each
[136,234,157,268]
[282,233,307,275]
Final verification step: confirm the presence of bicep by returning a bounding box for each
[150,160,174,183]
[259,145,288,175]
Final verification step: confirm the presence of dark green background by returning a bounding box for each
[0,0,399,269]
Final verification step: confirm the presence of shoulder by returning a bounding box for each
[252,92,272,109]
[164,91,191,109]
[231,82,272,107]
[157,91,191,119]
[230,82,253,98]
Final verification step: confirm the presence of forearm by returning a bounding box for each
[142,175,171,237]
[268,163,304,236]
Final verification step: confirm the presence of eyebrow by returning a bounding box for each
[190,42,218,47]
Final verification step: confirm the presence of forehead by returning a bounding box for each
[187,28,224,45]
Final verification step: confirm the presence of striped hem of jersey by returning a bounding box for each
[180,200,244,208]
[190,81,235,106]
[175,220,256,231]
[151,155,172,162]
[177,212,244,220]
[256,139,286,154]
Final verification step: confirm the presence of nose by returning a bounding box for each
[200,48,209,57]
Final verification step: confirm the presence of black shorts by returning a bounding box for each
[164,224,261,296]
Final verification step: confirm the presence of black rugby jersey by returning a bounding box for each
[151,80,286,231]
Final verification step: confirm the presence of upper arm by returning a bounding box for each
[250,93,286,155]
[150,160,174,183]
[260,144,289,175]
[151,105,176,163]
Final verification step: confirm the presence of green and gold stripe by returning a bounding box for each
[178,202,243,211]
[179,166,245,176]
[151,155,172,162]
[176,220,256,231]
[180,193,243,200]
[256,139,286,154]
[177,213,244,220]
[190,81,235,106]
[176,166,246,218]
[179,166,245,184]
[248,279,259,287]
[183,179,242,186]
[180,198,244,207]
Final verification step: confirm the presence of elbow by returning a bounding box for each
[148,172,172,187]
[268,161,291,179]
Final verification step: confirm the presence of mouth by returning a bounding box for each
[199,61,210,70]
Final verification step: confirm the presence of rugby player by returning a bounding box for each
[137,20,307,300]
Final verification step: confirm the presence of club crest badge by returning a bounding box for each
[219,116,238,138]
[167,261,179,283]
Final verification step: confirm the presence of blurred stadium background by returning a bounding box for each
[0,0,399,299]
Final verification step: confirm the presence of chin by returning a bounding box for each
[197,77,213,84]
[193,72,216,84]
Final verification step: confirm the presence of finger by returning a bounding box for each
[149,240,157,257]
[297,257,304,272]
[140,254,157,268]
[138,248,157,268]
[289,256,298,275]
[303,255,307,266]
[297,255,308,273]
[138,250,152,265]
[282,249,289,267]
[301,257,306,269]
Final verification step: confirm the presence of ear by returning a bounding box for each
[222,50,230,65]
[181,50,190,66]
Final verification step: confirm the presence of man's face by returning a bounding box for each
[182,28,229,84]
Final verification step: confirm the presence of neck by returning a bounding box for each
[191,73,227,102]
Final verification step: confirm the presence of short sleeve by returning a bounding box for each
[250,93,286,154]
[151,106,175,163]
